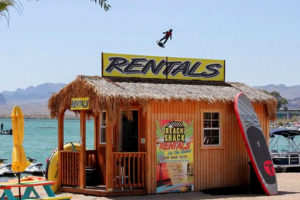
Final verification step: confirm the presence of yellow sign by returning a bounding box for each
[102,53,225,81]
[71,98,89,110]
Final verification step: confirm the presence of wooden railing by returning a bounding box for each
[60,150,80,186]
[60,150,97,186]
[113,152,146,189]
[60,150,145,189]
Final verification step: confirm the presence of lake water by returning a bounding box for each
[0,118,95,168]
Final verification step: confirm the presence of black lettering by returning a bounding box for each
[163,61,181,76]
[123,58,147,74]
[201,63,222,78]
[187,62,221,78]
[105,57,128,73]
[141,60,166,75]
[82,100,89,108]
[186,62,203,77]
[72,101,78,108]
[170,61,190,76]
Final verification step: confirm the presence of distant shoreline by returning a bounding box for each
[0,115,80,120]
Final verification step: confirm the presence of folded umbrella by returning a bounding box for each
[11,106,30,200]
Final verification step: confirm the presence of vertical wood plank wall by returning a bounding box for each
[145,100,270,194]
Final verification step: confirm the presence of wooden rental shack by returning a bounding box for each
[47,53,277,197]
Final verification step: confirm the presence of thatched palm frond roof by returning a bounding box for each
[48,75,277,120]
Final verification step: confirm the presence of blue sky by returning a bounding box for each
[1,0,300,91]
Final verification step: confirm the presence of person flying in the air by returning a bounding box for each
[158,29,172,47]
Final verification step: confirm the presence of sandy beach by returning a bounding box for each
[7,173,299,200]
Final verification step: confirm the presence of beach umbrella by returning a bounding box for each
[11,106,30,200]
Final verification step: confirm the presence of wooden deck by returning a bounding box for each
[60,186,146,197]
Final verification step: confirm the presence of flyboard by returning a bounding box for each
[234,92,277,195]
[156,40,165,48]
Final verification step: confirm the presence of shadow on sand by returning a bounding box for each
[105,189,300,200]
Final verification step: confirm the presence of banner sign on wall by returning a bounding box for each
[156,120,194,193]
[102,53,225,81]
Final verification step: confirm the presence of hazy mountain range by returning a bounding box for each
[255,84,300,100]
[255,84,300,110]
[0,82,300,118]
[0,83,66,118]
[1,83,65,103]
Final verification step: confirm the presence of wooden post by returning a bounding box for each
[145,103,152,194]
[94,112,100,150]
[105,111,113,192]
[79,111,86,189]
[57,111,64,188]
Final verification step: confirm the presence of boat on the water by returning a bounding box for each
[0,129,12,135]
[269,129,300,172]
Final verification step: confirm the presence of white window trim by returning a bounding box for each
[202,112,221,147]
[100,111,106,144]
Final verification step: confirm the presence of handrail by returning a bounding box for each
[113,152,146,190]
[272,152,300,166]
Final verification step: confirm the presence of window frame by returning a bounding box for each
[201,110,223,148]
[100,110,106,145]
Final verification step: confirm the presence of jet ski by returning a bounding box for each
[0,129,12,135]
[24,157,45,176]
[0,159,16,177]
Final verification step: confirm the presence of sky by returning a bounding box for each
[1,0,300,91]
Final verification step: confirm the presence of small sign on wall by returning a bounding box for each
[71,97,89,110]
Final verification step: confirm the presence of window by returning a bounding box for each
[203,112,220,145]
[100,111,106,144]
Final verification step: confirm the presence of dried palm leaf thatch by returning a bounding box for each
[48,75,277,121]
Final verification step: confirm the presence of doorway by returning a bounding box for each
[119,110,139,152]
[114,110,145,190]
